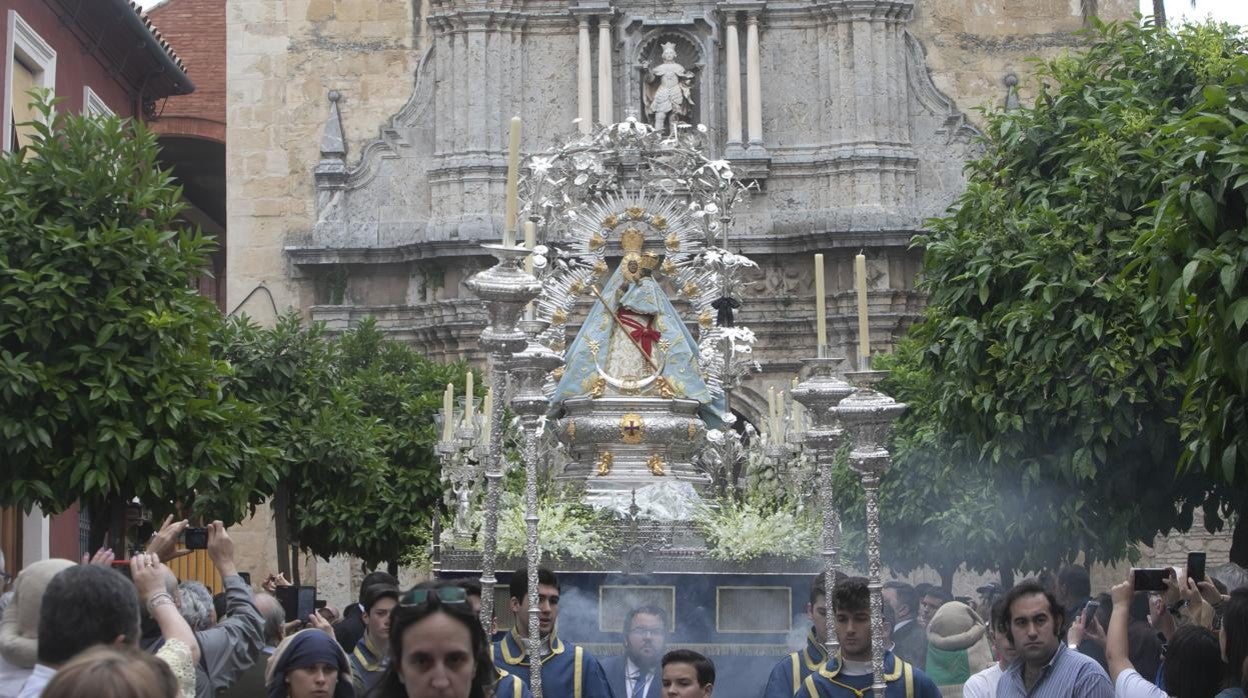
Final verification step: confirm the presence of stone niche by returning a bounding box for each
[631,27,711,133]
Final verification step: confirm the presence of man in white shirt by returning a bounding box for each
[963,598,1016,698]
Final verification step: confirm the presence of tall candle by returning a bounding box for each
[442,383,454,442]
[814,254,827,356]
[480,387,493,442]
[855,253,870,361]
[790,377,802,435]
[503,116,522,247]
[464,370,474,427]
[523,220,536,273]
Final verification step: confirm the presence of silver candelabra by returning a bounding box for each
[791,356,856,658]
[836,366,906,698]
[464,243,543,637]
[509,318,563,698]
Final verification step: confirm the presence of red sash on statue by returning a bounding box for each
[617,309,661,358]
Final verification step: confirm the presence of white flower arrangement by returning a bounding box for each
[449,491,610,562]
[694,496,819,562]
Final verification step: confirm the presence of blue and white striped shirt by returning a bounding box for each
[997,644,1114,698]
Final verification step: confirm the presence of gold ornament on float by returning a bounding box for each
[620,413,645,444]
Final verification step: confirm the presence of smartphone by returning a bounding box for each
[1133,567,1173,592]
[1187,551,1207,583]
[1083,600,1100,624]
[183,527,209,550]
[276,585,317,623]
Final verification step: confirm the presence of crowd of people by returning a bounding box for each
[0,518,1244,698]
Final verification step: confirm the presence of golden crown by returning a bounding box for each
[640,252,660,271]
[621,226,645,253]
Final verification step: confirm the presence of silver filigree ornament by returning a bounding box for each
[835,368,906,698]
[463,243,543,639]
[791,356,857,657]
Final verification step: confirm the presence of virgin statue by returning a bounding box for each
[550,226,724,427]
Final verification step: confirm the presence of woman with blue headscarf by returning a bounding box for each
[266,628,355,698]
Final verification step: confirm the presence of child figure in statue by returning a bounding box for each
[642,42,694,134]
[549,226,724,427]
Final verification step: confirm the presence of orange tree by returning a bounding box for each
[832,20,1248,585]
[0,96,273,546]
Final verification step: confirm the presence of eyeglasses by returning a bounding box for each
[399,586,468,608]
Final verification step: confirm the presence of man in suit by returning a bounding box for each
[883,581,927,670]
[603,605,667,698]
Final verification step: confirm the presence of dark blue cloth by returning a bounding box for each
[267,630,355,698]
[494,668,536,698]
[762,629,828,698]
[493,630,615,698]
[794,651,942,698]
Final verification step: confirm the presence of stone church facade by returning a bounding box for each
[225,0,1135,431]
[222,0,1242,599]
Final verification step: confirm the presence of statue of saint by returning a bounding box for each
[550,225,725,426]
[642,42,694,134]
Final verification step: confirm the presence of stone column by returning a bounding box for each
[724,13,742,146]
[745,13,763,146]
[597,17,613,125]
[578,16,593,134]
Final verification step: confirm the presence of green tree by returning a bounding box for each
[304,318,466,571]
[213,315,465,573]
[0,95,270,545]
[835,20,1248,585]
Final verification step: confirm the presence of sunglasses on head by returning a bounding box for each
[399,586,469,608]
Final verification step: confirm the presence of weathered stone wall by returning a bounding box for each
[912,0,1137,115]
[226,0,420,320]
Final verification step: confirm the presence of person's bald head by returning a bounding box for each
[254,592,286,647]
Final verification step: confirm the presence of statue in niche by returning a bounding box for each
[641,42,694,134]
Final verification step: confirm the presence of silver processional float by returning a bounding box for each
[435,114,906,698]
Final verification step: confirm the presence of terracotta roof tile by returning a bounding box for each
[126,0,189,74]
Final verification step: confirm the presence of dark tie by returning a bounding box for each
[632,673,648,698]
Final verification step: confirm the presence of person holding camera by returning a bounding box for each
[1105,572,1223,698]
[147,519,265,698]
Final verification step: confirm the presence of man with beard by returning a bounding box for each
[794,577,941,698]
[494,567,613,698]
[604,605,667,698]
[995,580,1112,698]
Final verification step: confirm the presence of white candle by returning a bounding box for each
[855,253,870,361]
[523,220,536,273]
[790,377,801,435]
[480,387,493,442]
[464,370,474,427]
[814,254,827,356]
[442,383,454,442]
[504,116,521,247]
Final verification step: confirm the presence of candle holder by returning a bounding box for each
[836,368,905,698]
[790,355,855,657]
[464,243,544,637]
[508,318,562,698]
